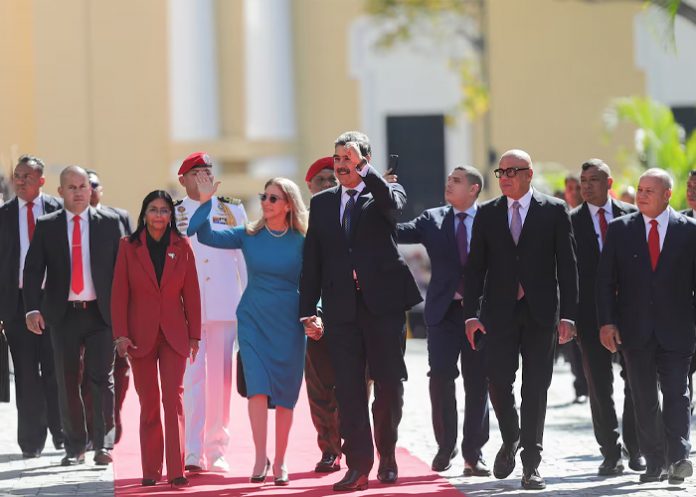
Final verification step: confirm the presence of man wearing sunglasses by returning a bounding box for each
[175,152,248,473]
[300,132,422,492]
[464,149,578,490]
[680,170,696,415]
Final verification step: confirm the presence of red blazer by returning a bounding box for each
[111,231,201,358]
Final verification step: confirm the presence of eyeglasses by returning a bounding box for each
[259,193,286,203]
[493,167,531,178]
[146,207,172,216]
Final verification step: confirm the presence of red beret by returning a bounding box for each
[305,156,335,182]
[178,152,213,176]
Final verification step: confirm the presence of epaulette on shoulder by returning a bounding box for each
[218,195,242,205]
[173,199,183,206]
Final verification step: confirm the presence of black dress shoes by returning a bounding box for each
[61,453,86,466]
[94,449,112,465]
[315,453,341,473]
[493,440,519,479]
[521,467,546,490]
[639,465,667,483]
[52,436,65,450]
[333,469,369,492]
[668,459,693,484]
[22,450,41,459]
[431,447,458,472]
[598,455,624,476]
[169,476,189,488]
[185,464,204,473]
[464,457,491,477]
[377,455,398,483]
[141,478,157,487]
[628,453,647,472]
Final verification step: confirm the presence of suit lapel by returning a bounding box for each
[611,200,630,219]
[656,210,681,272]
[629,214,652,272]
[160,239,181,289]
[496,196,516,247]
[135,231,159,289]
[56,210,70,266]
[8,199,20,258]
[349,190,371,241]
[579,203,600,255]
[442,206,458,261]
[517,192,543,248]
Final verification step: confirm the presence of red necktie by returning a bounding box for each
[71,215,84,294]
[648,219,660,271]
[597,207,607,243]
[26,201,35,242]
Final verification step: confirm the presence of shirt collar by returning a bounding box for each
[453,203,478,218]
[17,193,42,209]
[587,197,613,217]
[642,206,671,227]
[341,182,365,197]
[65,207,90,222]
[506,188,533,209]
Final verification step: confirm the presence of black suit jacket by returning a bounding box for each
[0,194,62,320]
[101,205,132,235]
[22,207,123,327]
[300,167,422,325]
[571,199,637,335]
[680,208,694,218]
[397,205,466,327]
[463,190,578,329]
[596,209,696,352]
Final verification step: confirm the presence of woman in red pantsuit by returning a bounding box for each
[111,190,201,488]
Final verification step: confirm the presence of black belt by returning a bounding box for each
[68,300,96,310]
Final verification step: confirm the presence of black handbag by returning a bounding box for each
[236,351,247,397]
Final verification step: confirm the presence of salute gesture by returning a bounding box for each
[194,171,221,204]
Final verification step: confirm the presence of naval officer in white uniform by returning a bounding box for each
[175,152,247,473]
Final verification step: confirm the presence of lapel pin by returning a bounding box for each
[168,252,176,260]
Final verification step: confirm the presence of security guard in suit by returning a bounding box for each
[176,152,248,473]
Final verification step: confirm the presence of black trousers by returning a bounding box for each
[326,293,406,474]
[485,298,556,470]
[4,294,63,453]
[428,300,489,463]
[304,336,342,457]
[577,325,639,460]
[82,352,130,445]
[622,342,692,467]
[51,303,115,457]
[559,340,588,397]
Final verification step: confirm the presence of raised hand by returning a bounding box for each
[194,171,221,204]
[344,142,366,171]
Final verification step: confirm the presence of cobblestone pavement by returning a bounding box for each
[1,339,694,496]
[401,339,696,497]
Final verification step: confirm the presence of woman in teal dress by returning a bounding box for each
[187,174,308,486]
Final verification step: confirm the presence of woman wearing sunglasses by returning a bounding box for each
[187,175,308,486]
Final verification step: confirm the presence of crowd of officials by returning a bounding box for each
[0,129,695,492]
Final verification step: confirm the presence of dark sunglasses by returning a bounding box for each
[259,193,286,203]
[493,167,531,178]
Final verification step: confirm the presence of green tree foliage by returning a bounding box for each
[604,96,696,208]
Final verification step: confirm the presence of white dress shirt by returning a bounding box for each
[66,208,97,301]
[17,194,45,288]
[587,198,614,252]
[642,207,671,251]
[506,188,534,227]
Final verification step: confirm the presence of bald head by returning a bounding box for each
[500,149,532,168]
[59,165,89,186]
[58,166,91,214]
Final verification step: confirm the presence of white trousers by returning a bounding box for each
[183,321,236,466]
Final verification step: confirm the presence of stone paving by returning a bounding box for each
[0,338,694,496]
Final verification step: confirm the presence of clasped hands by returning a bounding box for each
[302,315,324,341]
[114,337,199,363]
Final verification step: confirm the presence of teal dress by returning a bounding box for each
[187,200,306,409]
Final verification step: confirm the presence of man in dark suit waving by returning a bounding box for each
[300,131,422,492]
[597,168,696,485]
[570,159,644,476]
[0,155,63,457]
[23,166,123,466]
[464,149,578,490]
[397,166,489,476]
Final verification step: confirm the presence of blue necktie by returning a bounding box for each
[456,212,468,295]
[342,189,358,239]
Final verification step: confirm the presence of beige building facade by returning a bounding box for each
[0,0,664,213]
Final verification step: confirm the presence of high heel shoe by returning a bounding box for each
[274,464,289,486]
[250,458,271,483]
[169,476,189,488]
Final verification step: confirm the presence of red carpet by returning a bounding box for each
[114,358,464,496]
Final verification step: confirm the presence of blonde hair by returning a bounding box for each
[246,177,308,236]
